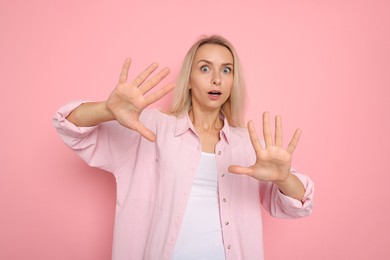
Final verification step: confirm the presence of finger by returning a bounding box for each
[228,165,253,176]
[139,67,170,94]
[275,115,283,147]
[262,111,273,147]
[128,121,157,142]
[145,83,176,105]
[132,62,159,88]
[286,128,302,154]
[247,120,263,154]
[119,58,132,84]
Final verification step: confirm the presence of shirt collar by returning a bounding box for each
[174,112,231,144]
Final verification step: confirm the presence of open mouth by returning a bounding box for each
[208,91,222,96]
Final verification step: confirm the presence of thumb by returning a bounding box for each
[228,165,253,176]
[126,120,157,142]
[138,127,157,142]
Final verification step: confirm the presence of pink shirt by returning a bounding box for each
[53,101,314,260]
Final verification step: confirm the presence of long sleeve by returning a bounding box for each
[259,170,314,218]
[52,100,142,173]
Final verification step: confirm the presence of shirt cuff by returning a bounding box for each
[53,100,98,138]
[276,172,314,217]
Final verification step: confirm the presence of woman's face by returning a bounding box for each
[189,43,234,112]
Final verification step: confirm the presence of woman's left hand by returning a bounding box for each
[228,112,301,183]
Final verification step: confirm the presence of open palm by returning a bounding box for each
[228,112,301,183]
[107,58,175,141]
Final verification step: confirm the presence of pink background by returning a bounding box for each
[1,0,389,259]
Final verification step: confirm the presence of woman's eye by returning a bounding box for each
[200,66,210,72]
[223,67,232,74]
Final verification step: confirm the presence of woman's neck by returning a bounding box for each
[189,107,223,153]
[189,107,223,132]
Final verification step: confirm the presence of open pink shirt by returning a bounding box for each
[53,101,314,260]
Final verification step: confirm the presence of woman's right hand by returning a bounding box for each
[106,58,175,142]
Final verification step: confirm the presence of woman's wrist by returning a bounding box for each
[274,172,305,201]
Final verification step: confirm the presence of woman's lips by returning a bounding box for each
[208,91,222,100]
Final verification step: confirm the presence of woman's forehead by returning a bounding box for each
[193,44,233,63]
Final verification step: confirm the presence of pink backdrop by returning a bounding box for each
[1,0,390,259]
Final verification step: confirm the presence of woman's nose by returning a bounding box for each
[212,72,221,85]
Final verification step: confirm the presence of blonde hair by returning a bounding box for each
[170,35,246,127]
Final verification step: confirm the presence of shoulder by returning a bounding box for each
[227,126,253,151]
[225,125,257,164]
[139,108,179,128]
[229,126,249,137]
[229,126,251,143]
[140,108,178,121]
[229,125,265,149]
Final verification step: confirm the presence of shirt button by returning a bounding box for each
[218,151,222,155]
[225,221,229,225]
[221,173,225,177]
[223,198,227,202]
[227,245,231,249]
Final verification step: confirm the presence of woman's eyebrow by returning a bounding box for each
[197,59,233,66]
[197,59,212,65]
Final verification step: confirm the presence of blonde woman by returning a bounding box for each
[54,35,314,260]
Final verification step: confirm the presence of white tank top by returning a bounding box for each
[172,152,226,260]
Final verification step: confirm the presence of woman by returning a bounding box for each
[53,35,314,260]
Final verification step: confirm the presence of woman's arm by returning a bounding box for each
[274,172,305,201]
[66,101,114,126]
